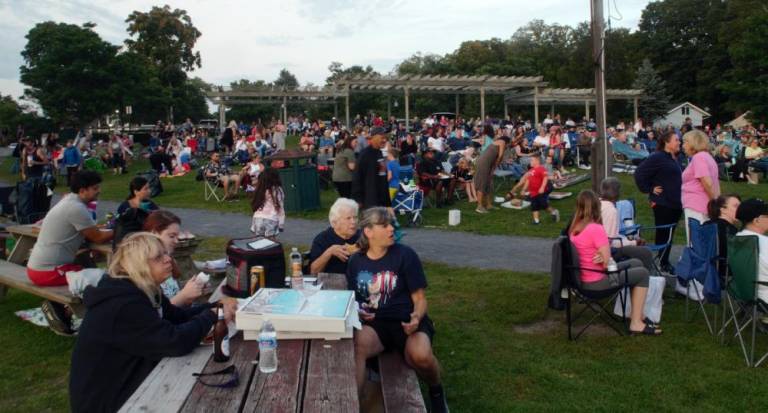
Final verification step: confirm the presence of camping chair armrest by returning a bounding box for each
[609,237,625,248]
[619,224,641,236]
[637,223,677,232]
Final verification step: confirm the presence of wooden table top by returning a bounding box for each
[120,273,358,413]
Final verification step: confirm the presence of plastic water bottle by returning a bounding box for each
[258,320,278,373]
[289,247,303,289]
[607,257,618,273]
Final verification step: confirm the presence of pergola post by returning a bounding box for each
[504,101,508,119]
[479,87,486,120]
[345,86,350,129]
[282,96,288,125]
[533,86,540,126]
[334,100,338,119]
[404,87,410,131]
[633,97,639,121]
[455,94,460,119]
[218,104,226,128]
[585,100,590,119]
[550,103,555,117]
[387,97,391,119]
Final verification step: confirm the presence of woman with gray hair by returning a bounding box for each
[347,207,448,412]
[599,177,656,273]
[309,198,360,274]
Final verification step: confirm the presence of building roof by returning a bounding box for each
[504,88,643,105]
[666,102,711,117]
[332,74,548,95]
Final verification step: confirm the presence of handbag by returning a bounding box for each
[613,275,666,323]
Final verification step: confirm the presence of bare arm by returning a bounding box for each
[699,176,716,200]
[401,288,428,335]
[81,226,114,244]
[309,244,349,275]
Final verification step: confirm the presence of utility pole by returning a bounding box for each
[590,0,610,192]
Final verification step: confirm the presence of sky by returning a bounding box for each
[0,0,651,105]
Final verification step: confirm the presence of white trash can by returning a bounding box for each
[448,209,461,226]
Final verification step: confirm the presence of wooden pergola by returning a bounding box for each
[505,88,644,122]
[332,74,548,129]
[206,87,347,126]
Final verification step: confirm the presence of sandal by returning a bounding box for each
[630,324,662,336]
[643,317,659,328]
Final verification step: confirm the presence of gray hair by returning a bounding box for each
[356,207,392,253]
[328,198,359,226]
[600,177,621,202]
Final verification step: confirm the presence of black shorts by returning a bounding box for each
[367,315,435,355]
[530,193,549,211]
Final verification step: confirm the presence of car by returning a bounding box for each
[431,112,457,120]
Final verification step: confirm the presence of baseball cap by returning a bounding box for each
[736,198,768,223]
[370,126,388,136]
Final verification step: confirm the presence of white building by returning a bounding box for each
[653,102,711,128]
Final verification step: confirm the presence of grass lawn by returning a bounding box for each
[1,239,766,411]
[1,140,765,243]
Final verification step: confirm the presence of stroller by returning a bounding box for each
[393,183,424,227]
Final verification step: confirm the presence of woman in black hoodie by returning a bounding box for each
[69,232,234,413]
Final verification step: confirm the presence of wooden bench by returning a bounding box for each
[378,351,427,412]
[0,259,85,317]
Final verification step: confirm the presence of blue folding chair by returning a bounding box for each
[675,218,719,334]
[636,223,678,277]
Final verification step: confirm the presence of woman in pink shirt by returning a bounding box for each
[681,130,720,244]
[569,190,661,335]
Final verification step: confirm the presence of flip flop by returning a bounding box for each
[630,324,662,336]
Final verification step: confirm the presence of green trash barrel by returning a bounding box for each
[266,150,320,212]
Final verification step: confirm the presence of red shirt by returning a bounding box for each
[527,165,547,197]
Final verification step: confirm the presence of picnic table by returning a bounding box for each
[119,272,359,413]
[4,224,200,278]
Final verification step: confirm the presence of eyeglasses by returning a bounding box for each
[193,365,239,388]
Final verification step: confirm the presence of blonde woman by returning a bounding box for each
[69,232,236,413]
[681,130,720,243]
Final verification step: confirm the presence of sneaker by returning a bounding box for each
[429,385,449,413]
[475,207,488,214]
[41,300,75,336]
[551,209,560,222]
[532,220,541,225]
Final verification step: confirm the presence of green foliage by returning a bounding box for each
[273,69,299,89]
[19,22,119,127]
[0,95,53,143]
[632,59,672,123]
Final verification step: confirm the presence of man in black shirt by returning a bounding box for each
[417,149,456,207]
[347,207,448,413]
[352,126,391,210]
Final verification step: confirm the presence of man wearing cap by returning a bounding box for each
[735,198,768,303]
[352,126,391,210]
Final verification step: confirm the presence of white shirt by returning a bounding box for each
[428,137,445,152]
[736,229,768,303]
[533,135,549,148]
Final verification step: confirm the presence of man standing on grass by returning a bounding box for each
[26,170,114,336]
[352,126,391,210]
[348,207,448,413]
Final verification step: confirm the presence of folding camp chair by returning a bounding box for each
[635,223,677,277]
[612,152,637,174]
[675,218,718,334]
[204,178,224,202]
[557,236,628,341]
[722,235,768,367]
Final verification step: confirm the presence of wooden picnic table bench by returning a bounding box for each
[119,272,427,412]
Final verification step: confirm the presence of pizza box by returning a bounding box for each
[243,326,353,341]
[236,288,354,334]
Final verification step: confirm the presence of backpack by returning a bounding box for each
[112,207,149,249]
[195,167,204,182]
[15,178,52,224]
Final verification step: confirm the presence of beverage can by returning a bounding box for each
[250,266,264,295]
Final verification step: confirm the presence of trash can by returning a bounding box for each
[266,150,320,212]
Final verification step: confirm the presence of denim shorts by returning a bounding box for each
[250,218,280,237]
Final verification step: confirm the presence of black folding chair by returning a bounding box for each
[558,236,629,341]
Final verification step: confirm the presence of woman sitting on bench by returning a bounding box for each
[69,232,236,413]
[347,207,449,413]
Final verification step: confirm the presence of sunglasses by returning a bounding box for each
[193,365,239,388]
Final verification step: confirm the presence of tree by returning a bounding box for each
[273,69,298,89]
[718,0,768,124]
[632,59,672,123]
[20,22,119,127]
[125,5,202,121]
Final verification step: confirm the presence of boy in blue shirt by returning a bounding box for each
[386,148,401,200]
[62,140,82,186]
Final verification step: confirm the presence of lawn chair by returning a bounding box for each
[675,218,719,334]
[612,152,637,174]
[557,236,628,341]
[204,177,224,202]
[616,199,639,239]
[722,235,768,367]
[635,223,678,277]
[392,184,424,227]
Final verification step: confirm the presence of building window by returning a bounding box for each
[681,106,690,115]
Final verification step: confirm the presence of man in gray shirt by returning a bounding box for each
[26,170,114,335]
